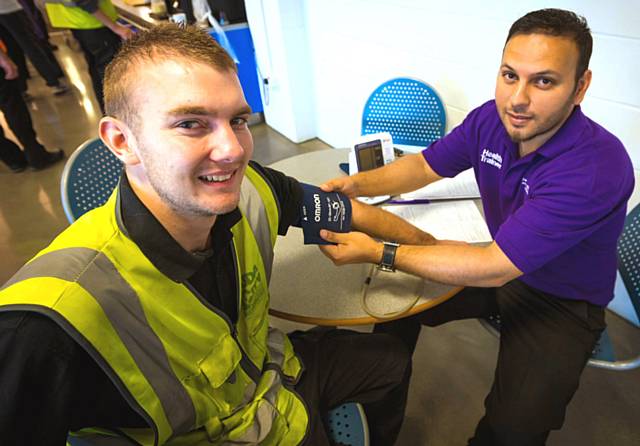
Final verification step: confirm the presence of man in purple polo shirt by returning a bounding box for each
[319,8,634,445]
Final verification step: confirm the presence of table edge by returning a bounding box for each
[269,285,464,326]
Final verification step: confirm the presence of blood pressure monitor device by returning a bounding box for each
[349,132,395,205]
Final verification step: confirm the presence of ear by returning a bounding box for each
[99,116,141,166]
[573,69,592,105]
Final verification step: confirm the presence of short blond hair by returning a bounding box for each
[103,23,237,129]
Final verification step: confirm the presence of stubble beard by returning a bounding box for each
[505,95,576,144]
[137,142,220,218]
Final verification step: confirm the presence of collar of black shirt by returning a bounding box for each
[118,173,241,283]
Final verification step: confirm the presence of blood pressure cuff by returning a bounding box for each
[299,183,352,245]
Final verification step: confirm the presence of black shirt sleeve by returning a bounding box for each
[248,161,303,235]
[0,311,145,444]
[0,311,79,444]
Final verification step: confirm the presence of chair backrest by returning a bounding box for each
[617,202,640,322]
[589,202,640,370]
[361,77,446,151]
[60,138,123,224]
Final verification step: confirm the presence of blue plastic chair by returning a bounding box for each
[60,138,123,224]
[327,402,370,446]
[481,202,640,371]
[590,201,640,370]
[361,77,446,152]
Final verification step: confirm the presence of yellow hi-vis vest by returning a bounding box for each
[0,166,308,445]
[44,0,118,29]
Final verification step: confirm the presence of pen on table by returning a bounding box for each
[385,198,431,205]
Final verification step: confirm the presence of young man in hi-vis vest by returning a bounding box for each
[0,25,438,445]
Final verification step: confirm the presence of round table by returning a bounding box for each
[267,149,463,325]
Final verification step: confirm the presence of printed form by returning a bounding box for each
[401,168,480,200]
[384,200,492,244]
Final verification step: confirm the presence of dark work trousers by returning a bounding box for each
[0,74,50,167]
[0,26,29,93]
[18,0,52,43]
[375,279,606,446]
[0,125,27,169]
[290,328,411,446]
[0,12,64,86]
[71,28,122,113]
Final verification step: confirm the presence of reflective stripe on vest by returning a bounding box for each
[238,171,275,282]
[1,247,192,443]
[227,329,288,444]
[239,166,280,282]
[44,0,118,29]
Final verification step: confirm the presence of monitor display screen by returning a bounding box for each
[354,140,384,171]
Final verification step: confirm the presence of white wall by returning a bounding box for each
[248,1,640,167]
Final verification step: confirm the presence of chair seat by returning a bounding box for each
[327,402,370,446]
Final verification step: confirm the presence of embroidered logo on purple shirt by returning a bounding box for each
[299,183,352,245]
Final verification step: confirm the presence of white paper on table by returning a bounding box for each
[384,200,492,243]
[401,168,480,200]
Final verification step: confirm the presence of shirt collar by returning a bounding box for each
[118,173,241,283]
[532,105,588,160]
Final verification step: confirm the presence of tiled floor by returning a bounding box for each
[1,33,639,445]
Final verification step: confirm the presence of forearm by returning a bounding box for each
[0,52,17,79]
[393,242,522,287]
[0,51,10,65]
[351,199,436,245]
[93,9,119,31]
[352,153,438,197]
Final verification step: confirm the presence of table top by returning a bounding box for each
[267,149,463,326]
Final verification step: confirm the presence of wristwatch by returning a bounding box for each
[378,241,399,272]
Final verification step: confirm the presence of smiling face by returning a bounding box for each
[495,33,591,155]
[123,58,253,221]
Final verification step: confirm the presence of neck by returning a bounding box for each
[127,173,216,253]
[154,209,216,253]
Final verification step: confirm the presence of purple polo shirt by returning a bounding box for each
[423,100,634,306]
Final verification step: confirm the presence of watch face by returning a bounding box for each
[379,242,398,272]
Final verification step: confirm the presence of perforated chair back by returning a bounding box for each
[361,77,446,150]
[588,202,640,370]
[617,202,640,324]
[60,138,123,224]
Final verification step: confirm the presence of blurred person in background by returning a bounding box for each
[0,47,64,171]
[42,0,133,111]
[0,0,69,95]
